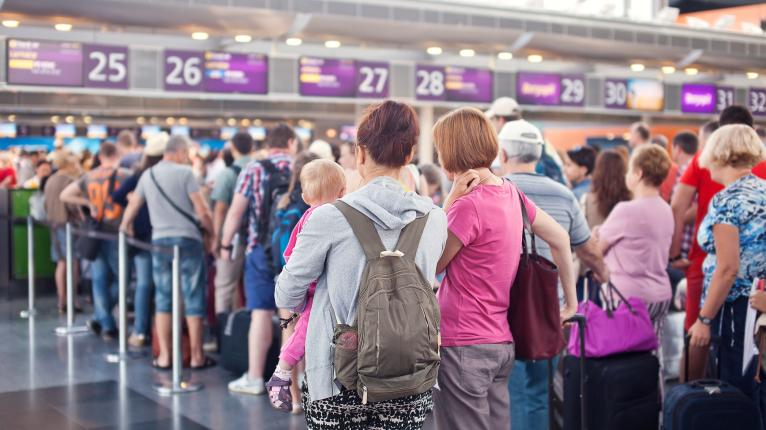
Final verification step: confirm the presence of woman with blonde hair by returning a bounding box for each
[689,124,766,418]
[431,107,577,430]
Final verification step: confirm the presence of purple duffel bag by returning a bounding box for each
[567,282,658,358]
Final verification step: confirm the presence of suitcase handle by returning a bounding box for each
[564,314,587,430]
[689,379,723,389]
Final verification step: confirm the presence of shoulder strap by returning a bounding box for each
[516,185,538,256]
[149,167,200,229]
[260,159,276,175]
[332,201,386,260]
[394,214,430,261]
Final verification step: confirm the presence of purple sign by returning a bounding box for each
[164,50,204,92]
[445,66,493,103]
[560,75,586,106]
[750,88,766,116]
[355,61,389,98]
[517,73,561,106]
[7,39,83,86]
[203,52,268,94]
[415,65,447,101]
[681,84,716,114]
[715,87,735,112]
[83,44,128,89]
[604,79,628,109]
[299,57,356,97]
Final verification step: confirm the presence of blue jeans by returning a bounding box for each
[91,240,119,331]
[712,297,764,427]
[152,237,206,317]
[132,249,153,336]
[509,358,557,430]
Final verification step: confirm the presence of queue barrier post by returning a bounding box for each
[55,223,89,336]
[20,216,36,318]
[106,231,130,363]
[153,245,202,396]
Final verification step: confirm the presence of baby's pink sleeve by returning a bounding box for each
[279,287,315,366]
[283,208,314,264]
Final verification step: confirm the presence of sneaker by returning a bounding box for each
[228,374,265,395]
[86,319,102,336]
[102,329,118,341]
[128,334,147,348]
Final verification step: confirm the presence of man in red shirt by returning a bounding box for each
[670,106,766,334]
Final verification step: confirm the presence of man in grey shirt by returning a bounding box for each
[121,135,215,370]
[210,132,253,314]
[499,119,609,430]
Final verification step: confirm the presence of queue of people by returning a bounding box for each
[3,97,765,430]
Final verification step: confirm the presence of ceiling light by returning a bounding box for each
[497,52,513,60]
[459,49,475,57]
[2,20,19,28]
[661,66,676,74]
[324,40,341,48]
[191,32,209,40]
[234,34,252,43]
[179,117,188,125]
[227,118,237,126]
[685,67,699,76]
[253,119,262,126]
[166,117,175,125]
[149,117,159,125]
[83,115,92,124]
[136,116,146,125]
[215,118,224,126]
[326,128,338,139]
[286,37,302,46]
[240,118,251,127]
[7,115,16,122]
[64,115,74,124]
[630,63,645,72]
[54,23,72,32]
[426,46,442,56]
[747,72,759,80]
[50,115,60,124]
[527,54,543,63]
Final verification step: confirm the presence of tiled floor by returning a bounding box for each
[0,297,307,430]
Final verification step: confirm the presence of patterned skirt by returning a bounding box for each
[302,384,433,430]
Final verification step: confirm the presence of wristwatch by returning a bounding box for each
[698,315,713,326]
[669,255,682,263]
[219,244,233,252]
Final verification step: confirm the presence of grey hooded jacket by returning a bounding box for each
[275,176,448,402]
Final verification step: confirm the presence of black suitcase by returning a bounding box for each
[219,309,281,376]
[561,315,660,430]
[663,338,760,430]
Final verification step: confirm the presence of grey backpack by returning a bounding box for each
[331,201,440,404]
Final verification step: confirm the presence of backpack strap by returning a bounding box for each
[394,214,430,261]
[332,201,386,260]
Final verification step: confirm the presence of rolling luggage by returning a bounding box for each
[219,309,281,376]
[663,339,760,430]
[561,314,660,430]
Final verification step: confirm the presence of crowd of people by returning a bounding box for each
[2,97,766,429]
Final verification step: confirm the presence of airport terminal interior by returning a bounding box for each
[1,0,766,429]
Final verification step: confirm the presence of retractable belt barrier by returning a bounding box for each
[38,222,203,395]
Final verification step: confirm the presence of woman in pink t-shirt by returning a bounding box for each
[596,145,674,334]
[431,108,578,430]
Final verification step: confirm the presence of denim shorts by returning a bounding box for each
[244,244,276,310]
[152,236,206,317]
[50,226,69,262]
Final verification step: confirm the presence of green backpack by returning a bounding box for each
[331,201,441,404]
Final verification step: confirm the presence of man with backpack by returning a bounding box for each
[220,124,297,395]
[211,132,254,315]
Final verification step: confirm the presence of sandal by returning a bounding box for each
[265,374,293,413]
[191,356,217,370]
[152,359,171,371]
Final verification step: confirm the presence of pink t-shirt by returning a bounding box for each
[598,196,673,304]
[438,181,537,347]
[279,206,317,366]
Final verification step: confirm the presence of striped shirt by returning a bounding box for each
[506,172,591,261]
[234,151,293,253]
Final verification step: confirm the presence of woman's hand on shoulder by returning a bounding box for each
[444,170,480,211]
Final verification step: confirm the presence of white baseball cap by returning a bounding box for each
[485,97,521,118]
[308,140,334,160]
[498,119,544,145]
[144,132,169,156]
